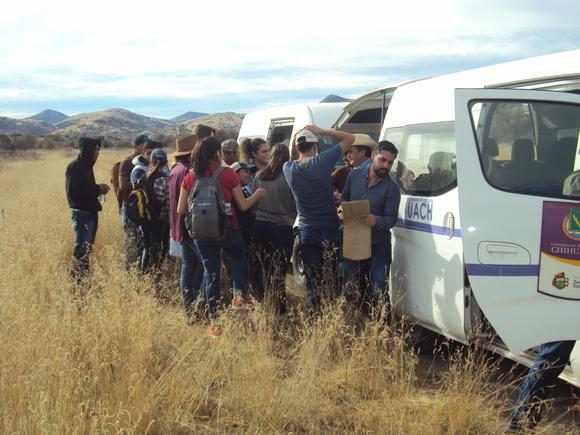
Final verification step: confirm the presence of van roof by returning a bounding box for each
[383,49,580,129]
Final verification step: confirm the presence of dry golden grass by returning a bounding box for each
[0,150,575,434]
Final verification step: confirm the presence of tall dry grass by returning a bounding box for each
[0,150,572,434]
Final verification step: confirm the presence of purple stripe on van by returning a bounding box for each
[395,218,462,238]
[465,263,540,277]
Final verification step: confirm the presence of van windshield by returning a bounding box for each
[470,100,580,198]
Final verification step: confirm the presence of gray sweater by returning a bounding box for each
[252,171,297,227]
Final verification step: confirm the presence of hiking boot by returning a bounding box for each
[207,325,222,337]
[232,295,254,309]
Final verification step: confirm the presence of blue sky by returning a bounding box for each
[2,0,580,119]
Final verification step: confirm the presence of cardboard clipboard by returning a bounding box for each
[342,200,371,260]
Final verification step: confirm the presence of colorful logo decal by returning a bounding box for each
[552,272,570,290]
[562,213,580,241]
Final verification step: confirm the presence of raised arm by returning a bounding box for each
[302,125,355,154]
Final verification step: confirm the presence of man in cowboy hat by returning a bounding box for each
[332,133,375,197]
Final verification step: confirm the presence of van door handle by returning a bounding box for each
[444,212,455,240]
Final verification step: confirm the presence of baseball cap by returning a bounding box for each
[294,129,318,144]
[150,148,168,164]
[230,161,256,172]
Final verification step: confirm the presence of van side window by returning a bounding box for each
[470,101,580,198]
[385,122,456,196]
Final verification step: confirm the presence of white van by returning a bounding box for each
[239,101,349,278]
[237,102,347,154]
[341,50,580,385]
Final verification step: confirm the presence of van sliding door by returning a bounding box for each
[455,88,580,353]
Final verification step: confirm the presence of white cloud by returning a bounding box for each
[1,0,580,114]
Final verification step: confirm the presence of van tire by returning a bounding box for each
[291,232,305,285]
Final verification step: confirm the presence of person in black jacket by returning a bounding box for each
[65,137,110,281]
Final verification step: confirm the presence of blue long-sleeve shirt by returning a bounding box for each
[342,161,401,245]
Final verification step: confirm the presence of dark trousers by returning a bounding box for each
[70,209,98,281]
[123,218,143,270]
[510,340,575,430]
[141,222,170,274]
[298,225,340,314]
[253,220,293,315]
[343,241,392,310]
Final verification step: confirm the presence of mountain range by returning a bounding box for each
[0,95,347,139]
[0,109,242,139]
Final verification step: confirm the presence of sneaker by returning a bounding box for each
[207,325,222,337]
[232,295,254,308]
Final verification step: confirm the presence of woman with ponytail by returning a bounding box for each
[240,137,271,172]
[251,143,297,315]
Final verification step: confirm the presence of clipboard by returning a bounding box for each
[342,200,371,260]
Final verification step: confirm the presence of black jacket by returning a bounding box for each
[65,141,102,213]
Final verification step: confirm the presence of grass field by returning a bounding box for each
[0,149,576,434]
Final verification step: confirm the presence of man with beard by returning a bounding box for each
[65,137,110,282]
[341,140,400,311]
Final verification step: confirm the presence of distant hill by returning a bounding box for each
[0,116,56,135]
[52,108,188,139]
[171,111,209,123]
[182,112,244,137]
[27,109,68,125]
[0,108,244,141]
[320,94,352,103]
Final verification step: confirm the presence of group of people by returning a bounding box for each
[64,124,571,432]
[65,125,401,330]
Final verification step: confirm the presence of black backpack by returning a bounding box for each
[126,172,164,226]
[185,166,231,242]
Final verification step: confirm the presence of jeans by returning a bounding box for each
[179,237,204,315]
[343,241,392,308]
[253,221,293,315]
[298,225,340,313]
[70,209,98,281]
[194,230,246,320]
[510,341,575,430]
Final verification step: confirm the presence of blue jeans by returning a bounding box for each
[343,241,392,308]
[70,209,98,281]
[510,340,575,430]
[194,230,246,320]
[253,221,293,315]
[179,237,204,315]
[298,225,340,313]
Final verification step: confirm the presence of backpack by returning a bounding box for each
[110,160,122,210]
[126,172,163,227]
[186,166,231,242]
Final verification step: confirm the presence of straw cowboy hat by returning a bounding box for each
[171,133,198,157]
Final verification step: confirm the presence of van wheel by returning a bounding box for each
[291,233,305,285]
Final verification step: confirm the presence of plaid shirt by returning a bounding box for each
[153,176,169,223]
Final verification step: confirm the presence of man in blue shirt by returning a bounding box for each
[283,125,355,313]
[342,140,401,310]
